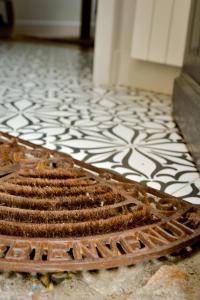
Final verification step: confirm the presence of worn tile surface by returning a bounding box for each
[0,41,199,204]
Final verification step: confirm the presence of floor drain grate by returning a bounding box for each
[0,131,199,272]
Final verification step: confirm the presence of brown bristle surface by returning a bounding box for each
[0,182,110,197]
[0,191,125,210]
[0,136,160,238]
[0,166,155,237]
[0,201,136,223]
[0,207,150,237]
[8,176,96,187]
[18,168,86,179]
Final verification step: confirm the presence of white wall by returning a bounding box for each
[93,0,191,94]
[116,0,181,94]
[93,0,122,85]
[131,0,191,67]
[14,0,82,38]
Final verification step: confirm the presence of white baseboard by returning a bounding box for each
[15,20,80,38]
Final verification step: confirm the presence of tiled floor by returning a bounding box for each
[0,41,199,204]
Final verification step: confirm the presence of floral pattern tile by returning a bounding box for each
[172,178,200,204]
[0,41,199,203]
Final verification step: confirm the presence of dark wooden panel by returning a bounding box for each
[183,0,200,85]
[173,73,200,171]
[80,0,92,40]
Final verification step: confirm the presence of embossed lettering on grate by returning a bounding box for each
[0,131,199,273]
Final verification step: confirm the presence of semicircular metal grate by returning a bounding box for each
[0,131,199,273]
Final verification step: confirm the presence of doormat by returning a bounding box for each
[0,131,199,272]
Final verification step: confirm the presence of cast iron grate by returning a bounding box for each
[0,131,199,272]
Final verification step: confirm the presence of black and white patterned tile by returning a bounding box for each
[172,178,200,204]
[0,41,199,203]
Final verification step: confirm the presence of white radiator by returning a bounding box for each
[131,0,191,67]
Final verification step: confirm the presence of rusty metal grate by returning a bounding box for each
[0,131,199,273]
